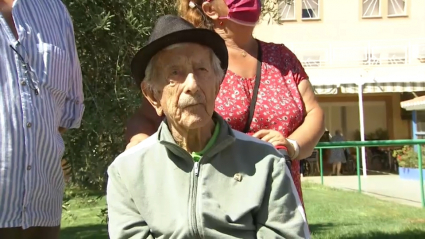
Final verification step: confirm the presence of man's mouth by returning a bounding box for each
[181,103,204,109]
[185,103,201,108]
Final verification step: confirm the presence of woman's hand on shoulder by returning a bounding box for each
[252,129,295,157]
[125,133,149,150]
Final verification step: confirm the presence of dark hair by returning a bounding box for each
[177,0,214,30]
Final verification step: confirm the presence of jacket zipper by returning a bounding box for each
[194,161,200,176]
[191,161,202,238]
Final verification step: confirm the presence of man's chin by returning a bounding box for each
[181,113,213,129]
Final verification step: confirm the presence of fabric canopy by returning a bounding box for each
[401,96,425,111]
[306,65,425,94]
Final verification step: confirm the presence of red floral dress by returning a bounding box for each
[215,40,308,205]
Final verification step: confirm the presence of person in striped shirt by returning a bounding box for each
[0,0,84,238]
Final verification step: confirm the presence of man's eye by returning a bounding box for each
[198,67,208,71]
[171,70,179,75]
[168,79,176,85]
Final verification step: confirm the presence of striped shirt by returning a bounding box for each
[0,0,84,229]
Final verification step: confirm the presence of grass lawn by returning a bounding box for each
[60,183,425,239]
[60,189,108,239]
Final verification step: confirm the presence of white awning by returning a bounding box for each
[342,82,425,94]
[401,96,425,111]
[312,85,338,95]
[306,65,425,94]
[341,65,425,93]
[307,68,362,95]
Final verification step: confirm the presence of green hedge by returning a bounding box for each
[62,0,176,190]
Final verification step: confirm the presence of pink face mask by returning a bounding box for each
[205,0,262,27]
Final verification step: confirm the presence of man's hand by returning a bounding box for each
[252,129,295,158]
[59,127,66,134]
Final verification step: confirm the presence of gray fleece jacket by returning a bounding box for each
[107,114,310,239]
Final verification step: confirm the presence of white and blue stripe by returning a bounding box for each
[0,0,84,229]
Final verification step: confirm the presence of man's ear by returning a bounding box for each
[202,1,219,20]
[141,82,163,116]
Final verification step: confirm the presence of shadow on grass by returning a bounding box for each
[65,190,105,198]
[60,224,108,239]
[59,223,425,239]
[310,222,341,234]
[340,229,425,239]
[336,186,421,205]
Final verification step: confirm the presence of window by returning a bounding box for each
[363,54,381,65]
[388,0,406,16]
[362,0,381,18]
[302,55,322,67]
[388,52,406,65]
[417,111,425,133]
[302,0,320,19]
[278,0,296,21]
[419,45,425,63]
[414,43,425,63]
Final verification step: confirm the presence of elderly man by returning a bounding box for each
[0,0,84,238]
[106,15,309,239]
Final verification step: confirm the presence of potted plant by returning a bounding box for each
[392,146,425,181]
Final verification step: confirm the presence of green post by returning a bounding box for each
[320,148,324,185]
[418,144,424,208]
[356,147,362,193]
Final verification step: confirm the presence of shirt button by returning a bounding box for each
[27,165,32,170]
[26,122,32,128]
[20,80,27,86]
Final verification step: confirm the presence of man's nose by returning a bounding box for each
[183,73,199,94]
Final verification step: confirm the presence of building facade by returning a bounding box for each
[254,0,425,140]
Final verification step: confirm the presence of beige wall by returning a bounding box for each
[321,102,388,140]
[391,93,411,139]
[317,93,411,140]
[254,1,418,140]
[254,0,425,43]
[254,0,417,140]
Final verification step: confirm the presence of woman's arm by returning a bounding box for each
[125,95,163,147]
[288,80,325,159]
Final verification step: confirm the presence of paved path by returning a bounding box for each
[302,175,425,208]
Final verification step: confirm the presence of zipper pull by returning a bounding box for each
[194,162,200,176]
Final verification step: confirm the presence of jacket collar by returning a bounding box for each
[157,112,235,160]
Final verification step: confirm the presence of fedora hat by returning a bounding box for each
[131,15,229,86]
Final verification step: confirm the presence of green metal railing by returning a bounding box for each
[315,139,425,208]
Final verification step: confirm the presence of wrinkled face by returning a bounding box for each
[143,43,221,130]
